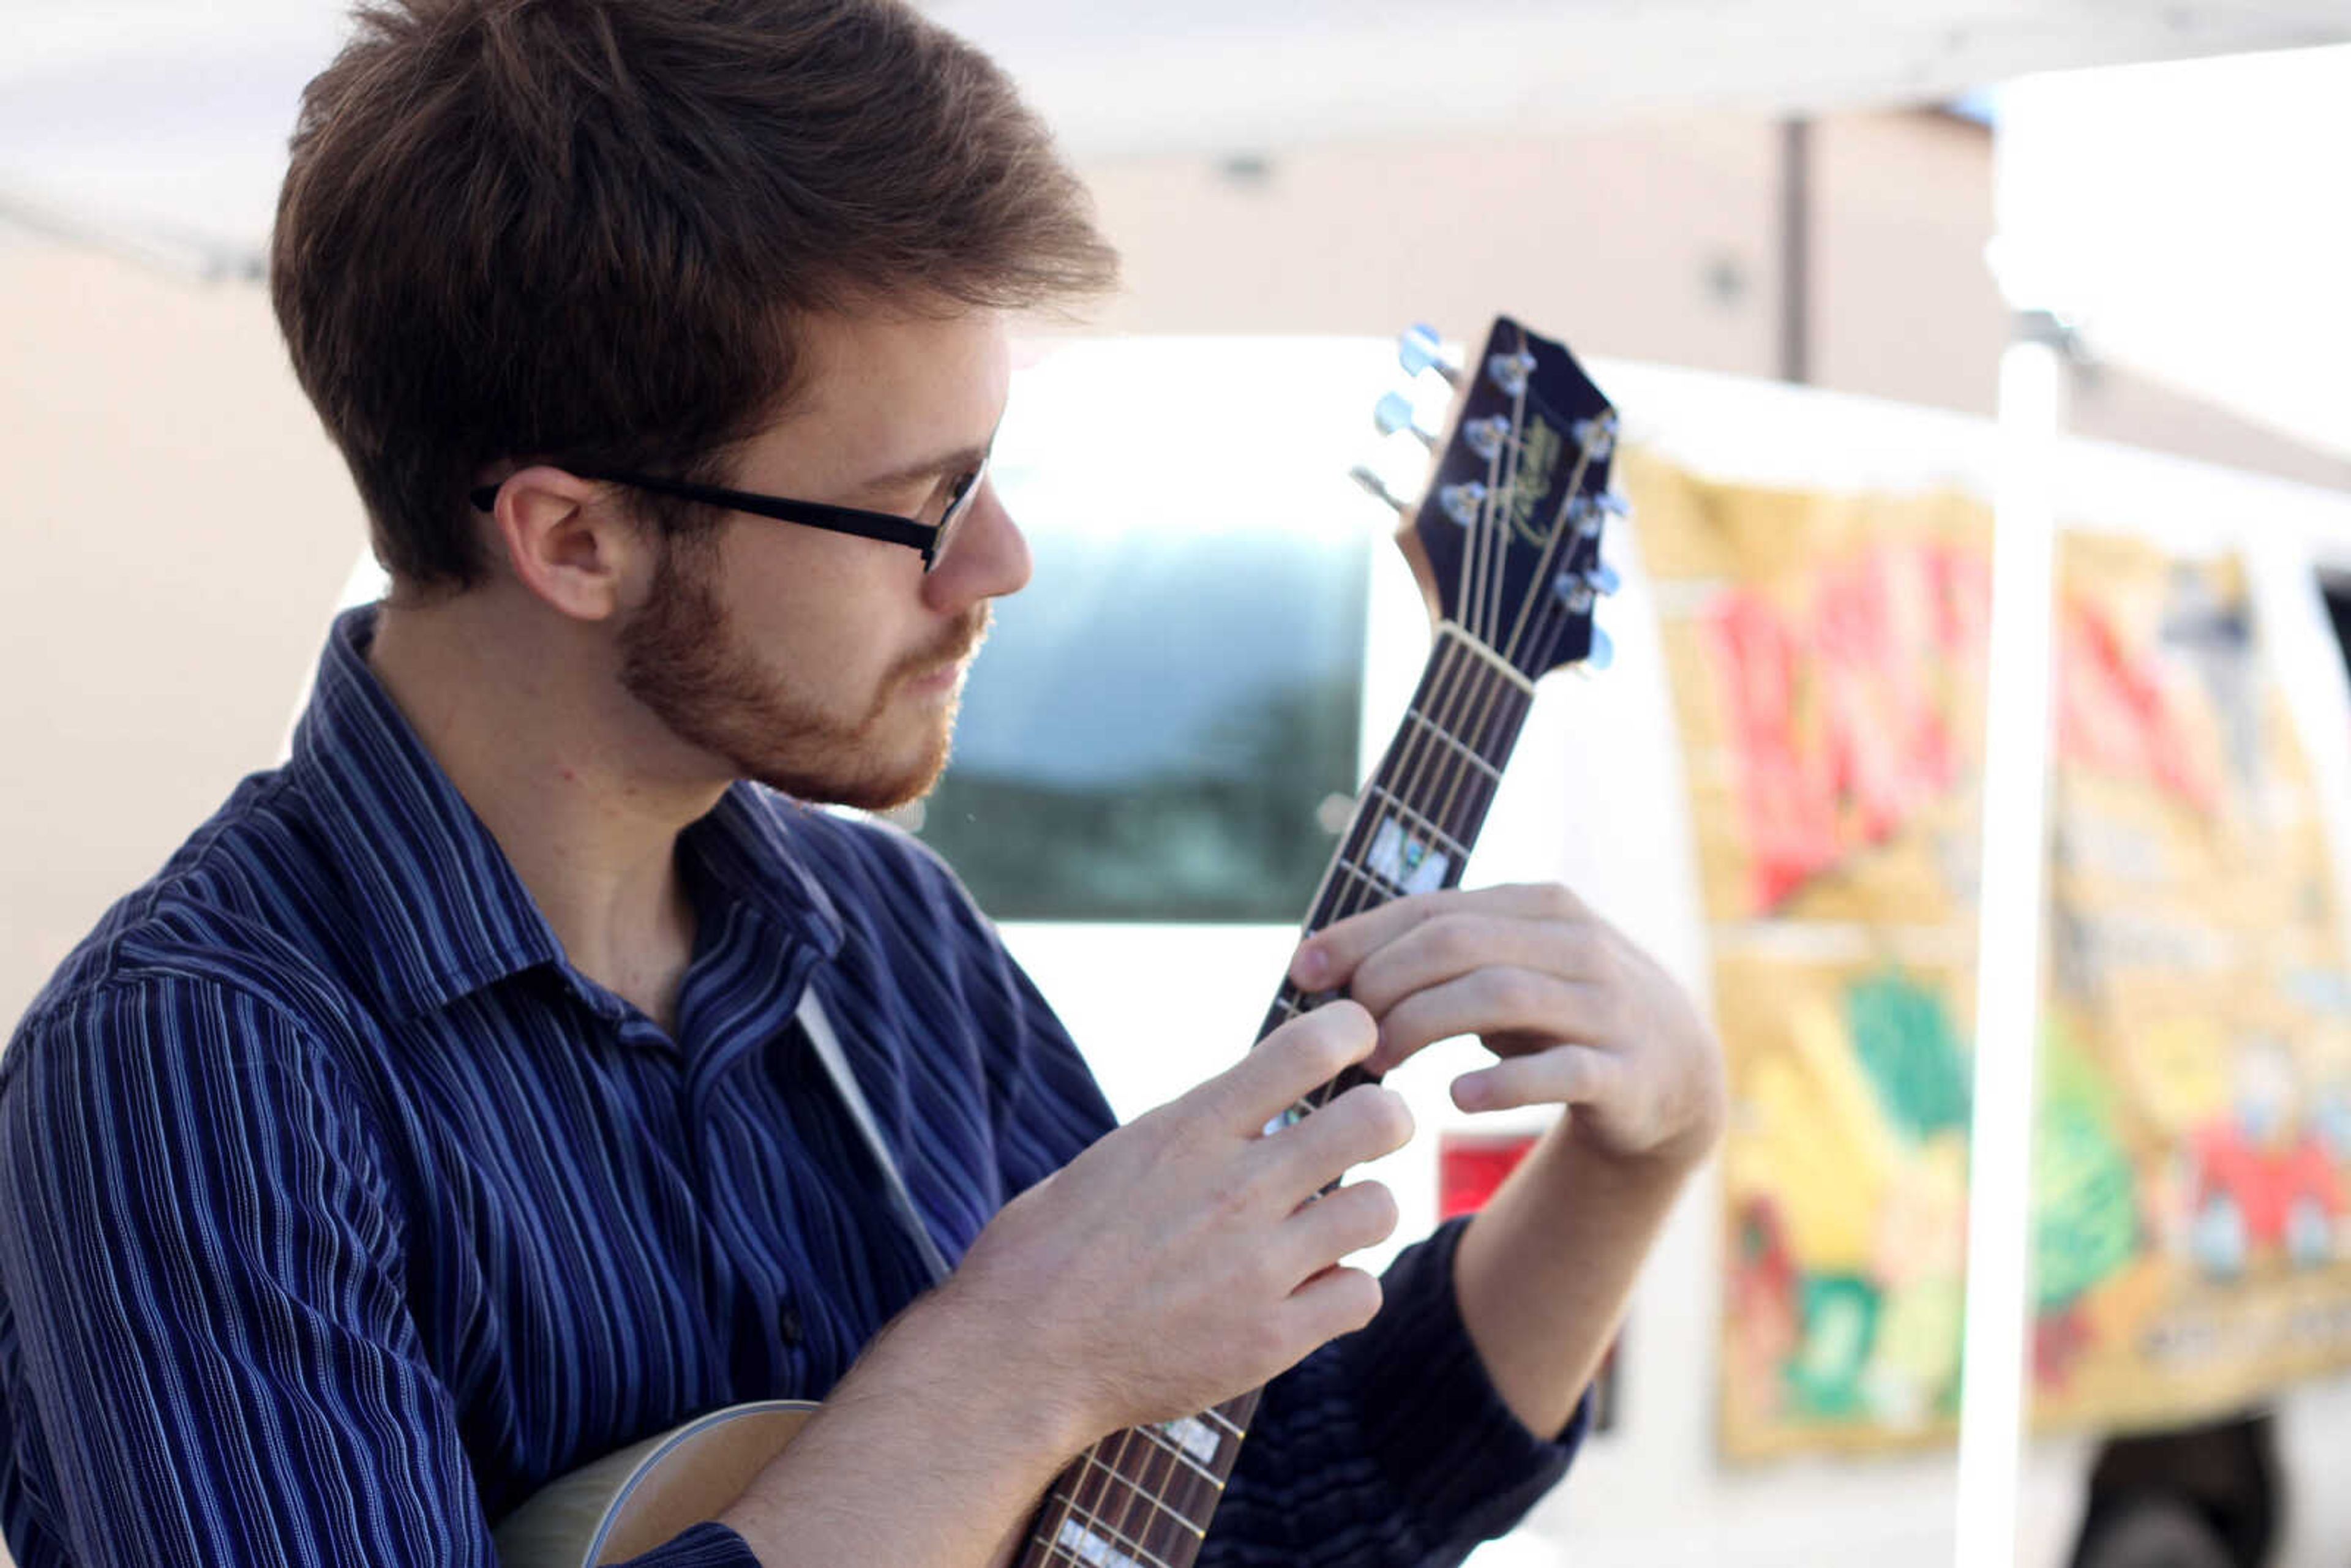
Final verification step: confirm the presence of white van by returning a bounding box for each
[938,336,2351,1568]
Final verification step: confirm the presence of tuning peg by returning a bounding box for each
[1586,562,1621,596]
[1373,391,1438,451]
[1398,324,1458,386]
[1487,348,1536,398]
[1439,481,1488,527]
[1466,416,1512,461]
[1349,463,1411,515]
[1586,625,1615,671]
[1553,572,1596,615]
[1573,412,1620,460]
[1599,488,1631,520]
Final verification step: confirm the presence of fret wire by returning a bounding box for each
[1425,634,1535,761]
[1438,623,1536,697]
[1195,1407,1246,1439]
[1399,710,1503,782]
[1357,783,1472,862]
[1029,1518,1167,1568]
[1085,1418,1227,1554]
[1087,1434,1198,1563]
[1131,1425,1228,1490]
[1052,1476,1176,1567]
[1082,1436,1210,1540]
[1096,1424,1176,1560]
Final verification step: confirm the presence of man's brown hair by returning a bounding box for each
[272,0,1117,591]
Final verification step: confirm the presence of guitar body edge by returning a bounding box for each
[493,1398,819,1568]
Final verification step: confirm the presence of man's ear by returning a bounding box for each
[481,465,650,622]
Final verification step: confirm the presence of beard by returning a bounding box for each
[617,535,988,811]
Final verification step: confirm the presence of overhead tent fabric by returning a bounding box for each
[1995,44,2351,464]
[6,1,2351,263]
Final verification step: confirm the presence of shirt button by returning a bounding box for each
[777,1299,804,1348]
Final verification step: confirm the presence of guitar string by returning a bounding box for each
[1026,362,1611,1568]
[1415,429,1603,890]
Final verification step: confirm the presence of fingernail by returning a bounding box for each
[1454,1077,1489,1111]
[1297,947,1329,986]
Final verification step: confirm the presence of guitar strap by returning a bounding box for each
[793,987,954,1287]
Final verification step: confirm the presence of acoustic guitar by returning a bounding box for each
[493,316,1622,1568]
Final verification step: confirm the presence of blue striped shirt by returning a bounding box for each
[0,606,1580,1567]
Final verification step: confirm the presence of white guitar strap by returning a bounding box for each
[793,987,954,1287]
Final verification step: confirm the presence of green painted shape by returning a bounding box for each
[1848,973,1973,1141]
[2033,1022,2142,1310]
[1785,1275,1881,1419]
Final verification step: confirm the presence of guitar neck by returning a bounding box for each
[1013,625,1535,1568]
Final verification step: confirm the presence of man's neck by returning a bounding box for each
[365,591,722,1034]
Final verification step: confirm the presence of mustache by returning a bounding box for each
[896,604,992,681]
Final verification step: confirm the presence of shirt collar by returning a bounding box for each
[288,604,842,1022]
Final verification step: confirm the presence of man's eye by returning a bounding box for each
[929,471,981,520]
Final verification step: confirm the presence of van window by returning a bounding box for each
[913,505,1368,922]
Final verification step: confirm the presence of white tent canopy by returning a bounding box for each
[6,0,2350,252]
[1997,45,2351,460]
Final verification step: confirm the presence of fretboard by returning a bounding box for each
[1013,625,1535,1568]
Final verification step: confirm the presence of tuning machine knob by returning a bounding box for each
[1573,412,1620,460]
[1487,348,1537,398]
[1586,562,1621,596]
[1585,625,1616,671]
[1373,391,1438,451]
[1463,415,1512,461]
[1398,323,1460,387]
[1439,481,1488,527]
[1350,464,1412,516]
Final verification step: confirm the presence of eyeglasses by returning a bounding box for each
[468,452,990,572]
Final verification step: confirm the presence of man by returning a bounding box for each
[0,2,1726,1564]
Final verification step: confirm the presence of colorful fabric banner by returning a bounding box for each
[1626,448,2351,1457]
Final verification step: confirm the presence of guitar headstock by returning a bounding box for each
[1352,318,1623,679]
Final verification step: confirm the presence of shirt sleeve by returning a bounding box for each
[0,977,754,1568]
[1204,1217,1589,1568]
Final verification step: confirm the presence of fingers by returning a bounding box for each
[1292,882,1592,991]
[1254,1081,1414,1195]
[1367,967,1614,1072]
[1346,910,1611,1024]
[1273,1180,1400,1285]
[1451,1042,1621,1114]
[1195,1001,1378,1133]
[1280,1264,1384,1347]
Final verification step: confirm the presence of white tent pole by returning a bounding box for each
[1952,319,2066,1567]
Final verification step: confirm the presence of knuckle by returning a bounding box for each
[1537,881,1581,920]
[1491,967,1546,1019]
[1431,917,1485,968]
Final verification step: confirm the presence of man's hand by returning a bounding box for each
[1278,882,1723,1438]
[940,1000,1414,1447]
[1291,882,1726,1172]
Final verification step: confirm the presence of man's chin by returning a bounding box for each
[744,716,955,813]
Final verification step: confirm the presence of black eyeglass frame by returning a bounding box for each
[468,455,988,572]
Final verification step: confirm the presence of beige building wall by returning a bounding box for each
[1078,110,2351,491]
[1,242,362,1027]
